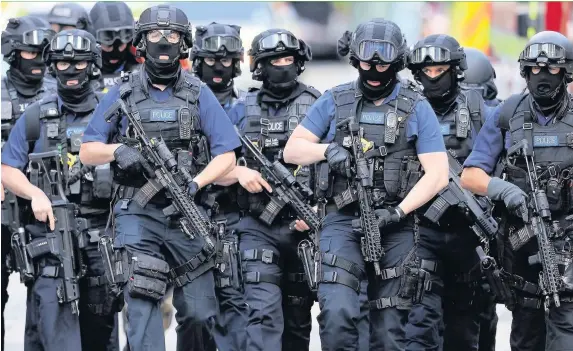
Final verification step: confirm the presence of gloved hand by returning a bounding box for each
[325,142,350,176]
[487,177,529,221]
[374,207,404,229]
[113,145,146,173]
[187,181,199,198]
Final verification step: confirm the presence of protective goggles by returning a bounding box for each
[51,34,92,52]
[410,46,454,65]
[258,32,299,51]
[22,29,55,46]
[95,27,134,46]
[520,43,566,61]
[356,40,398,62]
[202,35,242,53]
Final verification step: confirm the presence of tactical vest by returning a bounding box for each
[329,80,423,207]
[438,89,484,162]
[237,85,321,216]
[24,93,112,213]
[1,77,52,144]
[500,93,573,217]
[110,71,207,186]
[92,63,141,93]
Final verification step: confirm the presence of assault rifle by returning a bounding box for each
[28,150,83,314]
[105,96,216,252]
[339,117,384,276]
[508,139,561,308]
[235,127,321,291]
[424,149,499,243]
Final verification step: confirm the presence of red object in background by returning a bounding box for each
[545,2,566,33]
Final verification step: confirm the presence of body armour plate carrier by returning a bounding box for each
[1,77,51,144]
[439,89,484,162]
[109,71,208,187]
[237,85,321,217]
[499,93,573,216]
[24,93,112,211]
[330,80,423,206]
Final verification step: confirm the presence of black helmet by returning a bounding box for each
[518,31,573,82]
[1,16,55,63]
[47,3,91,31]
[191,22,243,78]
[44,29,102,77]
[459,47,498,100]
[133,5,192,59]
[408,34,467,76]
[191,22,243,59]
[248,28,311,80]
[89,1,134,46]
[345,18,408,70]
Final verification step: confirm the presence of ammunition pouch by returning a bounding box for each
[214,225,242,291]
[242,248,282,286]
[369,258,442,311]
[92,164,113,200]
[168,244,215,288]
[127,253,170,302]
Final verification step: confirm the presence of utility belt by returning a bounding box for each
[324,202,416,227]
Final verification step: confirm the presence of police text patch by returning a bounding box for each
[150,109,177,122]
[67,126,86,137]
[439,123,451,135]
[533,135,558,147]
[360,112,385,124]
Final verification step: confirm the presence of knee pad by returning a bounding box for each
[242,248,281,286]
[127,253,169,302]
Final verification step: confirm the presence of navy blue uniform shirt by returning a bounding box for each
[299,82,446,154]
[82,80,241,157]
[2,96,88,170]
[464,103,557,174]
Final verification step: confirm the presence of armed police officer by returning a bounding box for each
[460,47,502,107]
[461,31,573,351]
[1,28,119,351]
[191,22,245,113]
[47,3,91,33]
[0,15,55,350]
[284,19,449,351]
[214,28,319,351]
[459,46,501,351]
[89,1,139,93]
[79,5,241,351]
[407,34,494,351]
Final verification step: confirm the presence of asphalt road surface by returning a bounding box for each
[3,60,521,350]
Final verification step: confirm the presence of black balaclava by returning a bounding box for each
[357,62,397,101]
[200,59,234,105]
[526,67,568,115]
[144,37,181,86]
[102,41,129,73]
[419,68,459,114]
[261,58,298,98]
[54,61,98,113]
[9,51,46,96]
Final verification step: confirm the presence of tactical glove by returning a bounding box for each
[374,207,404,229]
[487,177,528,221]
[187,181,199,198]
[113,145,147,174]
[325,142,350,176]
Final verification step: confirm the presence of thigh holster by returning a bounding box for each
[284,272,314,306]
[318,252,365,293]
[127,253,170,301]
[369,258,443,311]
[168,244,215,288]
[214,227,243,291]
[83,274,125,315]
[242,248,282,286]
